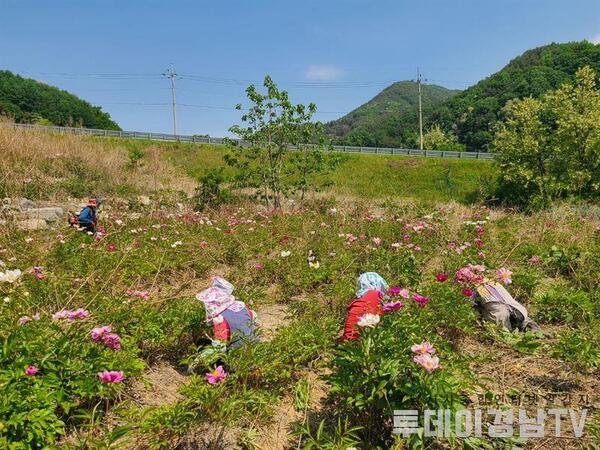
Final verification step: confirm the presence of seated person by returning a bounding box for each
[341,272,388,341]
[196,277,259,348]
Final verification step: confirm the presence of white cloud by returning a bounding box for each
[305,64,344,81]
[590,33,600,44]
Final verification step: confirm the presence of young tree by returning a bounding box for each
[493,66,600,208]
[226,76,335,209]
[422,124,465,152]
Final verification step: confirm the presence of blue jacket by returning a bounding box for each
[78,206,96,226]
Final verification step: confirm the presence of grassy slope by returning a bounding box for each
[146,140,497,204]
[0,126,496,204]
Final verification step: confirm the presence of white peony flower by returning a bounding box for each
[0,269,22,283]
[280,250,291,258]
[309,261,320,269]
[357,313,380,328]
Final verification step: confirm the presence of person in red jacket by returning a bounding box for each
[196,277,258,349]
[341,272,389,341]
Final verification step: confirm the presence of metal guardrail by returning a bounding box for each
[3,122,496,161]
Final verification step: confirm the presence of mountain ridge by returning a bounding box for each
[326,80,459,148]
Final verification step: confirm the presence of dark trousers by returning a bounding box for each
[78,222,95,233]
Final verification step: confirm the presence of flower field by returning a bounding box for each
[2,195,599,449]
[1,129,599,449]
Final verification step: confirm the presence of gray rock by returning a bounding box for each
[22,207,64,223]
[18,219,48,230]
[19,198,35,210]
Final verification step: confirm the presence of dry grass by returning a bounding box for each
[0,122,195,202]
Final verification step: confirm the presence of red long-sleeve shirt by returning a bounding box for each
[341,290,383,341]
[213,309,255,342]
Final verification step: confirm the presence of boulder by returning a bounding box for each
[18,219,47,230]
[19,198,35,210]
[21,207,64,223]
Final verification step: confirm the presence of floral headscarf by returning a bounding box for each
[196,277,245,322]
[356,272,389,298]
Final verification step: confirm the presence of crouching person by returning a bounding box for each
[341,272,388,341]
[475,281,540,332]
[196,277,259,349]
[72,197,102,233]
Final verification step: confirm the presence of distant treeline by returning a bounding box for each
[0,70,120,130]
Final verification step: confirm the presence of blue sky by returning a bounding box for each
[2,0,599,136]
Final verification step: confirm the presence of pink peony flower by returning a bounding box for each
[413,354,441,372]
[435,273,448,282]
[382,301,404,312]
[90,325,113,342]
[106,243,117,252]
[474,238,484,248]
[462,288,474,297]
[97,370,125,384]
[18,315,32,326]
[345,234,357,244]
[496,267,512,285]
[529,255,541,265]
[52,310,71,321]
[388,286,402,297]
[455,264,486,285]
[372,237,381,246]
[25,365,39,376]
[411,342,436,355]
[205,365,227,384]
[475,225,485,237]
[413,293,430,308]
[102,333,122,351]
[53,308,90,321]
[126,289,149,300]
[68,308,90,320]
[403,234,411,242]
[254,262,264,270]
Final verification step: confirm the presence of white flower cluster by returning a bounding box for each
[0,269,22,283]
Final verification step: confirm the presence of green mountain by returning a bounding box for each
[0,70,120,130]
[432,41,600,151]
[325,81,459,148]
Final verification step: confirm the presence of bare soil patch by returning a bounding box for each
[128,362,189,408]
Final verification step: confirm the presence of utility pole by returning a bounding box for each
[163,64,178,136]
[416,67,424,150]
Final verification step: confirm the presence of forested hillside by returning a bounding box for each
[432,41,600,150]
[325,81,458,148]
[327,41,600,151]
[0,70,120,129]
